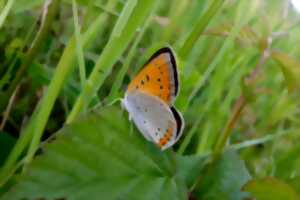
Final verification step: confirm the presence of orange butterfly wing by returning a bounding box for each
[126,47,179,105]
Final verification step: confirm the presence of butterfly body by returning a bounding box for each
[122,47,184,150]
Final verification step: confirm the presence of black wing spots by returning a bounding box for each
[160,85,163,90]
[152,47,178,96]
[170,107,183,138]
[155,128,161,136]
[140,47,178,97]
[146,74,150,81]
[157,78,161,82]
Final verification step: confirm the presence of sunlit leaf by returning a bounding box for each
[193,150,251,200]
[275,143,300,179]
[289,176,300,194]
[175,154,207,188]
[0,106,206,200]
[243,177,300,200]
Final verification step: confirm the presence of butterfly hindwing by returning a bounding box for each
[126,47,178,105]
[123,91,184,150]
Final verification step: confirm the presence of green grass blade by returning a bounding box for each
[0,0,15,28]
[67,0,160,123]
[72,0,86,91]
[0,11,110,186]
[107,13,153,102]
[178,0,224,60]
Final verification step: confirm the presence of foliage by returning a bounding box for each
[0,0,300,199]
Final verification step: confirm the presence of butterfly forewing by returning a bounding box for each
[126,47,178,105]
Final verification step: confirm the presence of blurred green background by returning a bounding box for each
[0,0,300,199]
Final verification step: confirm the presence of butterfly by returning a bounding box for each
[122,47,184,150]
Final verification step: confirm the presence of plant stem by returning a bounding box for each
[178,0,224,60]
[67,0,159,123]
[72,0,86,91]
[0,11,109,186]
[0,0,60,112]
[0,0,15,28]
[0,85,20,130]
[213,46,271,159]
[213,95,246,158]
[107,12,153,102]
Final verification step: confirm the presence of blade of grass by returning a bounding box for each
[178,0,224,60]
[72,0,86,88]
[107,13,153,102]
[72,0,86,110]
[183,0,253,112]
[0,0,15,28]
[231,129,299,150]
[0,0,60,112]
[111,0,137,38]
[0,11,111,186]
[213,46,271,159]
[24,0,160,168]
[161,0,189,42]
[66,0,160,123]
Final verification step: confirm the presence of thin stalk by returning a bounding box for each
[72,0,86,91]
[0,0,15,28]
[161,0,189,42]
[0,85,20,130]
[0,12,109,186]
[0,0,60,112]
[230,129,298,150]
[177,107,205,155]
[0,110,37,186]
[24,39,77,164]
[213,48,271,159]
[67,0,159,123]
[25,0,159,167]
[107,14,152,102]
[178,0,224,60]
[213,95,246,158]
[185,24,243,111]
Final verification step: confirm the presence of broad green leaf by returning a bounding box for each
[243,177,300,200]
[175,154,207,189]
[12,0,44,13]
[193,150,251,200]
[271,51,300,91]
[0,132,16,166]
[275,143,300,179]
[289,176,300,194]
[0,106,205,200]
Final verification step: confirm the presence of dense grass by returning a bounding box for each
[0,0,300,199]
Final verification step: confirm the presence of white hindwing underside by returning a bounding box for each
[123,91,183,150]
